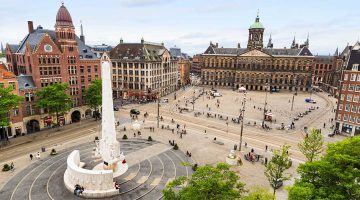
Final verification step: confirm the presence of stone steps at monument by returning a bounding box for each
[139,152,176,200]
[120,155,164,200]
[117,159,152,195]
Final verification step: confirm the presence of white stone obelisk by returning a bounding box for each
[99,61,127,175]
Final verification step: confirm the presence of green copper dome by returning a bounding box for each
[249,14,264,29]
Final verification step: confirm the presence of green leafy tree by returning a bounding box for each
[84,79,102,120]
[243,186,275,200]
[298,128,324,162]
[0,86,23,127]
[36,83,72,125]
[288,136,360,200]
[264,145,292,196]
[163,163,246,200]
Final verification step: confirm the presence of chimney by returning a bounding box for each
[28,21,34,34]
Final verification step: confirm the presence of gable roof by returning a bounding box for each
[110,42,170,60]
[7,44,19,53]
[13,26,96,59]
[17,74,36,90]
[346,49,360,71]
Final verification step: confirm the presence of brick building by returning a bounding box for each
[200,13,313,92]
[5,3,100,134]
[191,55,201,75]
[336,42,360,136]
[0,63,21,139]
[102,38,178,100]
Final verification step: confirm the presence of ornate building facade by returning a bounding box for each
[4,3,100,135]
[200,14,314,92]
[102,38,178,100]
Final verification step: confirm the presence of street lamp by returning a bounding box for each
[239,94,246,151]
[262,83,269,126]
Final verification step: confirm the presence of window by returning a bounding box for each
[351,74,357,81]
[94,65,98,73]
[357,117,360,124]
[345,104,350,111]
[13,108,19,117]
[341,94,345,100]
[344,74,348,80]
[80,66,84,73]
[25,93,34,102]
[68,66,77,75]
[9,82,15,90]
[81,76,85,83]
[339,104,343,110]
[354,95,359,102]
[343,114,348,121]
[349,84,354,91]
[356,85,360,92]
[347,94,353,102]
[87,66,91,73]
[352,64,359,71]
[88,75,92,82]
[337,114,341,120]
[342,84,347,91]
[350,115,355,123]
[352,105,357,113]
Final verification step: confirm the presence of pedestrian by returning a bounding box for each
[251,148,254,153]
[254,105,255,109]
[265,145,268,151]
[186,151,189,156]
[204,129,207,134]
[286,150,289,155]
[264,157,268,165]
[245,142,247,148]
[189,153,192,157]
[172,140,175,146]
[180,132,183,139]
[323,123,326,128]
[10,162,14,171]
[213,137,217,141]
[30,154,33,160]
[134,133,136,137]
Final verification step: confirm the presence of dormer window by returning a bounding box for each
[352,64,359,71]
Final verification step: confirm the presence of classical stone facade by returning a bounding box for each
[4,3,100,135]
[200,14,314,92]
[103,39,178,100]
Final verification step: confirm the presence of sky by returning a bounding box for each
[1,0,359,56]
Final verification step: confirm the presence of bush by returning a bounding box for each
[2,164,11,171]
[192,164,198,171]
[148,136,153,141]
[50,149,57,155]
[173,143,179,150]
[122,134,128,140]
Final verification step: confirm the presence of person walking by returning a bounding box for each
[30,154,33,160]
[265,145,268,151]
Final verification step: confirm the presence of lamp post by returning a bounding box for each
[239,94,246,151]
[156,80,161,128]
[262,83,269,126]
[291,76,297,111]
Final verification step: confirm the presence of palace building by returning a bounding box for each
[5,3,100,135]
[200,13,314,92]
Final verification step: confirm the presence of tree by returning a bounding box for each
[36,83,72,126]
[288,136,360,200]
[84,79,102,120]
[163,163,246,200]
[0,86,23,127]
[298,128,324,162]
[243,186,275,200]
[264,145,292,196]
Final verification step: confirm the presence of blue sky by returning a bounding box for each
[1,0,359,55]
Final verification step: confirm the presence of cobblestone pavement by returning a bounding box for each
[0,139,193,200]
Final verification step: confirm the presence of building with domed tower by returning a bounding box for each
[200,12,315,92]
[4,3,101,136]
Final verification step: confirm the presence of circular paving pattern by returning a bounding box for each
[0,139,193,200]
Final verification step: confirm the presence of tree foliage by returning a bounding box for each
[163,163,245,200]
[36,83,72,125]
[264,145,292,196]
[84,79,101,119]
[243,186,275,200]
[0,86,23,127]
[298,128,324,162]
[288,136,360,200]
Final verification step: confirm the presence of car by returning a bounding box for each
[161,98,169,103]
[130,109,140,115]
[113,106,119,111]
[213,92,222,97]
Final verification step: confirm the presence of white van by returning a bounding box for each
[161,98,169,103]
[213,92,222,97]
